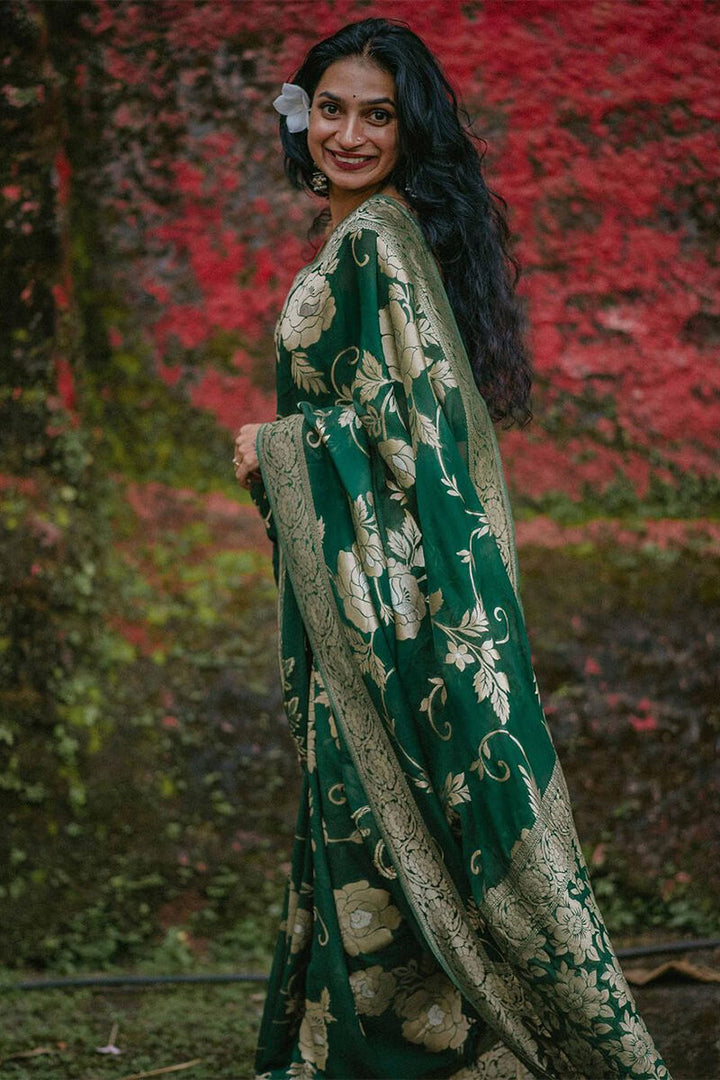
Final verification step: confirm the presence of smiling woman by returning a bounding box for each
[237,16,672,1080]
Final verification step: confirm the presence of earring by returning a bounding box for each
[310,168,329,196]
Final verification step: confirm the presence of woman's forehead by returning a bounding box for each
[315,57,396,100]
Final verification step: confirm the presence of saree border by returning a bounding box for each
[258,413,563,1080]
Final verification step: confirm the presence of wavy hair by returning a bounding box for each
[279,17,531,426]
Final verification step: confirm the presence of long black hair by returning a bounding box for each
[279,18,532,426]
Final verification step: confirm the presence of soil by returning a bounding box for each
[631,965,720,1079]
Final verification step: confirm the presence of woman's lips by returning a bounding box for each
[325,148,376,171]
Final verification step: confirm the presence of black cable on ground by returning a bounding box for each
[5,972,269,991]
[5,937,720,992]
[616,937,720,960]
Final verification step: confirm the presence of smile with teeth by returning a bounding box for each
[326,148,376,169]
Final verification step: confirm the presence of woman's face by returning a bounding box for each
[308,57,399,196]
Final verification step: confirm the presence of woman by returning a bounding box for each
[234,18,670,1080]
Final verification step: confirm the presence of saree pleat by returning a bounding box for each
[252,196,670,1080]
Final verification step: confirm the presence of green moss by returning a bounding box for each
[82,350,237,494]
[0,981,264,1079]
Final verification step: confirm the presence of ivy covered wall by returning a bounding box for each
[36,0,720,515]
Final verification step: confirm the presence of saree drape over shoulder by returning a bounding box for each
[252,196,669,1080]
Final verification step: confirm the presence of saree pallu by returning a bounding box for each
[252,196,669,1080]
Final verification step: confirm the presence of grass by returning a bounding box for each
[0,981,264,1079]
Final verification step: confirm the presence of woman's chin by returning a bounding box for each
[327,172,392,198]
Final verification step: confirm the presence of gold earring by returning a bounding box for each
[310,169,329,196]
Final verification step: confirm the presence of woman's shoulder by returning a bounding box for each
[315,194,428,275]
[318,194,416,247]
[355,193,416,226]
[346,194,421,244]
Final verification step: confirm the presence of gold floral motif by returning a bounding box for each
[387,558,425,640]
[553,962,615,1027]
[376,231,411,283]
[378,437,416,488]
[310,665,330,709]
[490,892,549,966]
[409,401,442,451]
[559,1038,613,1080]
[290,351,328,396]
[350,493,386,579]
[287,196,518,590]
[441,771,471,824]
[343,624,391,691]
[419,676,452,740]
[379,305,403,383]
[354,347,395,404]
[279,268,336,352]
[280,651,304,759]
[436,600,511,726]
[334,879,402,957]
[284,884,313,956]
[450,1042,535,1079]
[283,973,305,1020]
[297,987,335,1070]
[473,643,511,724]
[340,199,518,590]
[349,964,398,1016]
[395,972,471,1052]
[427,355,456,405]
[286,1063,317,1080]
[385,290,426,395]
[359,403,384,440]
[552,897,600,963]
[611,1014,670,1077]
[601,965,632,1008]
[290,907,313,956]
[334,546,379,634]
[386,509,424,567]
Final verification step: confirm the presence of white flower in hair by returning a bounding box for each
[273,82,311,133]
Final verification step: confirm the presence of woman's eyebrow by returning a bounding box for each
[316,90,396,106]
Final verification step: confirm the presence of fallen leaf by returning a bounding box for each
[625,959,720,986]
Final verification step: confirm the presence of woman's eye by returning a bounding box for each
[370,109,392,124]
[320,102,339,116]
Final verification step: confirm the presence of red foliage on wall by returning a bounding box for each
[80,0,719,506]
[54,357,77,413]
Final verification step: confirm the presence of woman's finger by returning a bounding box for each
[233,456,258,489]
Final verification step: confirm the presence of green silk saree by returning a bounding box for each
[252,196,669,1080]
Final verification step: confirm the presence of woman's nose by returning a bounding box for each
[337,115,364,147]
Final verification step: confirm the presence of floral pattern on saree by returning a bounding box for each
[254,197,670,1079]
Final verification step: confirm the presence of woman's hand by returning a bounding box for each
[233,423,263,489]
